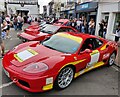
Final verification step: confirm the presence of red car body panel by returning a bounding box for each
[2,33,118,92]
[54,19,70,26]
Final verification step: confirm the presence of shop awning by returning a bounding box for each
[76,2,98,13]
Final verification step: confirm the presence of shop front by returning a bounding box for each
[75,2,98,22]
[67,9,75,19]
[60,10,68,19]
[95,1,120,41]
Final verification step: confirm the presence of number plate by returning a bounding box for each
[3,69,10,78]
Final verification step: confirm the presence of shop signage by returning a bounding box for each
[81,4,89,9]
[76,2,98,12]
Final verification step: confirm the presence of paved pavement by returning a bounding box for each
[0,26,119,96]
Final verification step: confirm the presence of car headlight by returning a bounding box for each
[23,62,48,73]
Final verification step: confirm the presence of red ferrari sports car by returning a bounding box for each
[3,32,117,92]
[18,19,71,42]
[18,24,78,42]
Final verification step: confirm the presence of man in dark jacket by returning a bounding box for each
[0,12,5,57]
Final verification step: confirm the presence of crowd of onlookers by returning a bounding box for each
[62,17,108,39]
[0,12,108,39]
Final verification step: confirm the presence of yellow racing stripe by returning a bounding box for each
[74,61,105,78]
[27,49,38,55]
[14,54,23,62]
[90,50,99,55]
[100,44,107,50]
[59,59,86,72]
[57,33,83,43]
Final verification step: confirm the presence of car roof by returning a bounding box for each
[52,24,69,28]
[57,19,69,22]
[54,19,70,26]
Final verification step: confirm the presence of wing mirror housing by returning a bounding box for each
[80,49,92,54]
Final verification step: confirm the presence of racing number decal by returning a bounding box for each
[87,50,100,67]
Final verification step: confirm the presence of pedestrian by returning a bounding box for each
[5,15,11,38]
[0,13,5,57]
[70,19,77,29]
[115,25,120,44]
[83,17,87,33]
[13,15,18,31]
[88,18,95,35]
[17,14,24,30]
[1,12,5,23]
[81,18,86,33]
[103,22,107,38]
[98,19,105,37]
[23,15,27,23]
[76,18,82,32]
[1,20,7,39]
[28,15,32,24]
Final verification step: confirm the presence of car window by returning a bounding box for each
[80,38,95,52]
[55,22,63,24]
[40,24,60,34]
[57,28,67,32]
[93,38,103,49]
[42,33,83,54]
[67,28,76,32]
[81,38,103,52]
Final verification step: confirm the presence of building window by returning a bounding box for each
[113,13,120,34]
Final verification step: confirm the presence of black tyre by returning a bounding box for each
[108,52,116,66]
[54,66,74,90]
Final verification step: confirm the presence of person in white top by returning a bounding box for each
[76,18,83,32]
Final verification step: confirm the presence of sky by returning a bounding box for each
[38,0,52,14]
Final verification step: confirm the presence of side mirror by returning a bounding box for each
[84,49,92,53]
[80,49,92,54]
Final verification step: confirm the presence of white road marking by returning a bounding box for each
[111,65,119,72]
[0,81,14,89]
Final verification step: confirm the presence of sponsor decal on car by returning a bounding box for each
[88,50,100,67]
[103,53,110,59]
[46,77,53,85]
[14,49,38,62]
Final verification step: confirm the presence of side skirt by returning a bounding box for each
[74,61,105,78]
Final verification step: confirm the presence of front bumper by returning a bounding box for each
[3,67,57,92]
